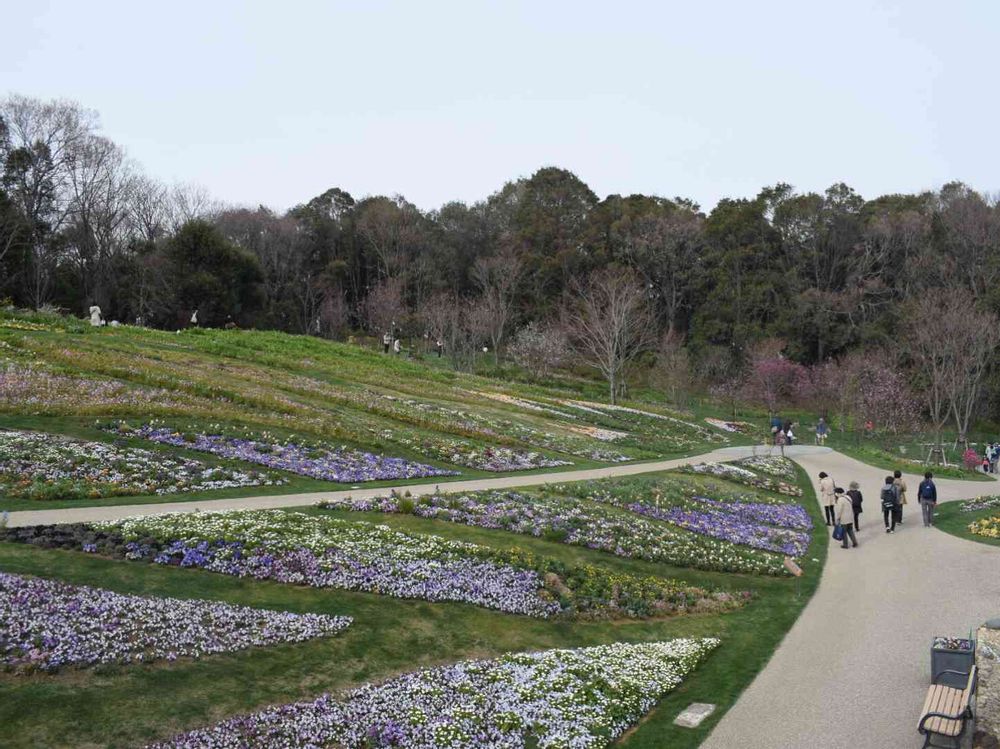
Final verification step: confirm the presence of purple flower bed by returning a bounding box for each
[690,496,813,530]
[626,502,810,556]
[128,426,459,482]
[151,541,560,618]
[0,571,351,672]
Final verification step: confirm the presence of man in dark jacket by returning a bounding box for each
[917,471,938,527]
[881,476,900,533]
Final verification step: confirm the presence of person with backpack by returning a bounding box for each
[847,480,863,532]
[834,487,858,548]
[819,472,836,526]
[893,470,908,524]
[881,475,900,533]
[917,471,938,527]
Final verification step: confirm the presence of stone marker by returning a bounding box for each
[674,702,716,728]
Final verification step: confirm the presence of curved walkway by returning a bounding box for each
[5,445,998,747]
[703,447,1000,749]
[3,446,749,527]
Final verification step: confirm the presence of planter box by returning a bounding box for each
[931,637,976,688]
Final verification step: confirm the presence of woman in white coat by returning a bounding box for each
[819,472,836,526]
[834,487,859,548]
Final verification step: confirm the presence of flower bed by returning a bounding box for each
[685,460,803,497]
[969,515,1000,538]
[0,511,740,619]
[625,501,810,556]
[0,363,188,413]
[960,495,1000,513]
[0,571,350,672]
[705,417,756,434]
[115,424,459,483]
[150,638,719,749]
[734,455,799,482]
[0,429,280,501]
[320,490,789,575]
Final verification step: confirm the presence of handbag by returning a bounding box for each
[832,523,845,541]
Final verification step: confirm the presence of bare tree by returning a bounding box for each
[509,320,569,378]
[167,183,223,231]
[904,287,1000,451]
[562,268,655,403]
[471,248,524,361]
[361,276,407,339]
[649,331,692,404]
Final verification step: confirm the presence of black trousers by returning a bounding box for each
[853,509,861,532]
[824,505,835,525]
[883,506,897,530]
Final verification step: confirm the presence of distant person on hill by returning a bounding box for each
[383,331,392,353]
[819,472,836,526]
[436,339,443,358]
[815,417,829,445]
[190,309,198,326]
[893,470,907,524]
[834,487,858,548]
[917,471,938,527]
[881,475,900,533]
[847,480,863,532]
[393,338,401,355]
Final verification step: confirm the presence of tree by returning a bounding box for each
[361,276,407,338]
[509,320,569,378]
[162,220,264,326]
[562,268,655,403]
[649,331,692,404]
[733,342,809,416]
[904,287,999,449]
[471,248,524,361]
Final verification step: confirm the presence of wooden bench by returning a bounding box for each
[918,666,977,748]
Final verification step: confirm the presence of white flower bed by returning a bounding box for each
[150,638,720,748]
[0,571,350,671]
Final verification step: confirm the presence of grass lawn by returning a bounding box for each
[0,463,826,748]
[932,498,1000,548]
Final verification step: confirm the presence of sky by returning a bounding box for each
[4,0,999,213]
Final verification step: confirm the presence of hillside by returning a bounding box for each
[0,309,749,510]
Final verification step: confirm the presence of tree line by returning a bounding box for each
[3,94,1000,416]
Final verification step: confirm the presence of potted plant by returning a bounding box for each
[931,636,975,688]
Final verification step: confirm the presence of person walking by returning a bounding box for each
[893,470,907,524]
[819,472,836,526]
[917,471,938,527]
[990,443,999,474]
[393,338,401,356]
[834,487,858,548]
[881,475,900,533]
[775,428,787,457]
[382,331,392,354]
[815,417,829,445]
[785,424,796,446]
[847,480,863,532]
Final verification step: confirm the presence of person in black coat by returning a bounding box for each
[847,480,863,532]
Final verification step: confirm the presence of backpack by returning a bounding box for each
[880,486,897,509]
[919,481,934,500]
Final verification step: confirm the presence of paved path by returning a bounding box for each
[703,448,1000,749]
[4,446,753,527]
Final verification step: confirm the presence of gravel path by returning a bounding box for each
[5,444,997,748]
[702,447,999,749]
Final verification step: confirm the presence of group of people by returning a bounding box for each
[382,332,445,357]
[982,443,1000,473]
[769,416,797,449]
[818,469,939,549]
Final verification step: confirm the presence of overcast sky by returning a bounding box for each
[5,0,998,212]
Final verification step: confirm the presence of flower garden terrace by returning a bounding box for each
[0,449,825,748]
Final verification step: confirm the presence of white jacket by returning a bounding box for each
[834,494,854,525]
[819,476,836,506]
